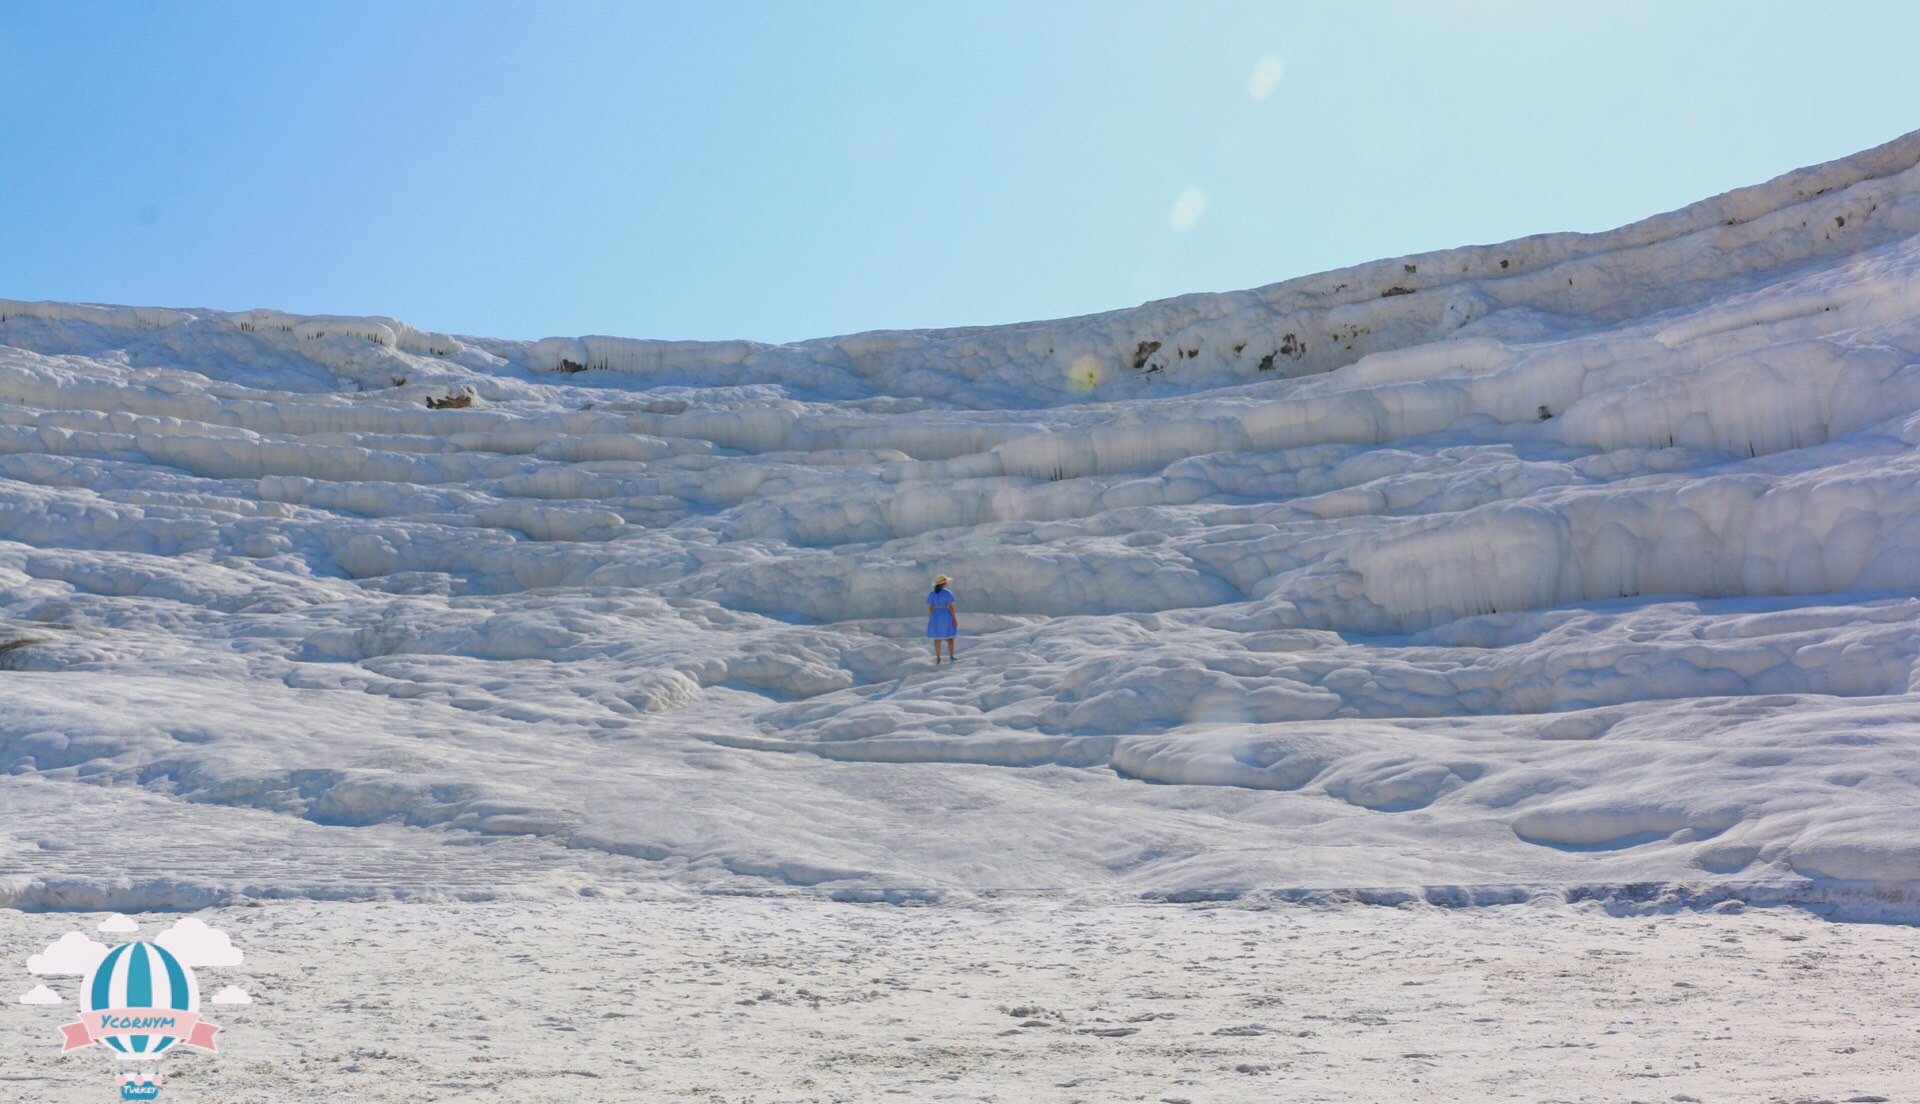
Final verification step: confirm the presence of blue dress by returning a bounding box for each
[926,588,956,638]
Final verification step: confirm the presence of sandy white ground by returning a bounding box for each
[5,898,1917,1103]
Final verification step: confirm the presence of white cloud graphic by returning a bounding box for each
[98,914,139,933]
[20,985,62,1005]
[210,985,253,1005]
[28,933,109,976]
[155,918,243,967]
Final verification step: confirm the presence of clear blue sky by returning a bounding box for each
[4,1,1918,344]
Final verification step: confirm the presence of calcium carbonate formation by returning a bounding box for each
[5,131,1920,911]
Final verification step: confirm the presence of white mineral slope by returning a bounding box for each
[7,131,1920,915]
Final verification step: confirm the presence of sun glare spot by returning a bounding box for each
[1068,355,1103,392]
[1247,56,1285,100]
[1169,188,1207,232]
[1075,357,1105,395]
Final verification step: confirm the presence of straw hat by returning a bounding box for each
[933,575,951,586]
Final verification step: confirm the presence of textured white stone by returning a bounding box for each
[5,131,1920,909]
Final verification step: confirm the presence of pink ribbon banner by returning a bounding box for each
[59,1009,221,1053]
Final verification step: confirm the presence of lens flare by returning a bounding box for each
[1169,188,1207,232]
[1067,355,1103,392]
[1247,56,1285,100]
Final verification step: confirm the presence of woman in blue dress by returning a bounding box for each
[926,575,958,662]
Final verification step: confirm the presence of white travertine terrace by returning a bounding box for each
[6,131,1920,913]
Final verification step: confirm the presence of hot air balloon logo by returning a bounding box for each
[60,940,221,1100]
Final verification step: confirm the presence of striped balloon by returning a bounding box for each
[80,941,199,1059]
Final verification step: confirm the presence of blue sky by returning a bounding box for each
[4,1,1919,343]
